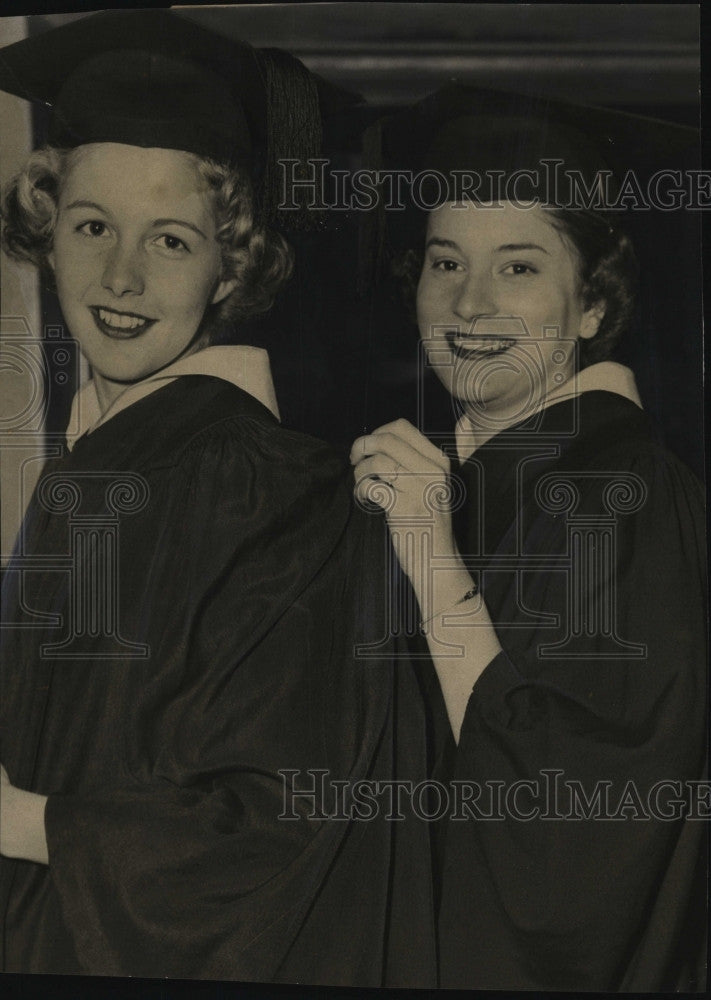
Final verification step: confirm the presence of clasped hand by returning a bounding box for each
[350,419,457,584]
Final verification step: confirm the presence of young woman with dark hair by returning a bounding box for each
[352,96,706,991]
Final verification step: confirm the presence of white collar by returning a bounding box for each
[66,345,280,451]
[455,361,643,461]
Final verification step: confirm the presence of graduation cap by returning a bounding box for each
[375,83,698,180]
[0,8,361,228]
[359,83,700,286]
[356,84,703,478]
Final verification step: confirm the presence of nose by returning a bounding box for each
[101,243,144,297]
[452,270,497,324]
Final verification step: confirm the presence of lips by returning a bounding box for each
[90,306,157,339]
[450,334,517,357]
[446,330,518,360]
[445,317,525,360]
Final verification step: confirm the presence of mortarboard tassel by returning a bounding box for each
[258,47,324,231]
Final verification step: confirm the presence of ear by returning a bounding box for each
[210,277,237,307]
[579,301,606,341]
[47,250,55,272]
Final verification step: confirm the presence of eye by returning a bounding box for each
[153,234,189,253]
[502,262,538,276]
[431,258,463,273]
[76,220,109,238]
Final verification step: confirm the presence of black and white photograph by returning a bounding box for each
[0,2,707,995]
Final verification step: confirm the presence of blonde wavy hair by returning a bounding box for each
[1,146,294,336]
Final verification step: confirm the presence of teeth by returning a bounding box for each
[454,338,516,353]
[97,308,148,330]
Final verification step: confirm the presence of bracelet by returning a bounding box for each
[418,582,479,636]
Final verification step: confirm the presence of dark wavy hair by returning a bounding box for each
[1,146,293,341]
[393,205,639,368]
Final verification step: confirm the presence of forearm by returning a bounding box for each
[0,782,49,865]
[350,420,503,741]
[413,546,502,743]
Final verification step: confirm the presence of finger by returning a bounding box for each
[349,435,369,464]
[351,432,446,477]
[351,420,448,472]
[389,420,450,469]
[367,419,449,469]
[353,455,405,486]
[353,471,397,510]
[351,424,426,462]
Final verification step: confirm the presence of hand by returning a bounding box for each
[350,418,459,585]
[1,763,17,856]
[352,422,501,741]
[0,763,49,865]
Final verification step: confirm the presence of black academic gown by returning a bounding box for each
[433,391,707,990]
[0,375,436,986]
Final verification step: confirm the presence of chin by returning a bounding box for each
[95,370,148,387]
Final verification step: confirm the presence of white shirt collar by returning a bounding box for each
[66,345,280,450]
[455,361,643,462]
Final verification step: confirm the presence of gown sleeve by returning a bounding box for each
[40,414,403,982]
[439,443,708,990]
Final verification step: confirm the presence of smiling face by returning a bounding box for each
[49,143,235,407]
[416,201,603,432]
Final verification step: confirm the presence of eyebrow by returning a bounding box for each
[425,237,460,251]
[152,218,208,240]
[425,237,550,255]
[65,199,108,214]
[494,243,549,255]
[64,202,207,240]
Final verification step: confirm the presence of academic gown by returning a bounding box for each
[0,374,437,986]
[431,390,707,991]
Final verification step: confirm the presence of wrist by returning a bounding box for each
[412,544,471,602]
[415,562,476,621]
